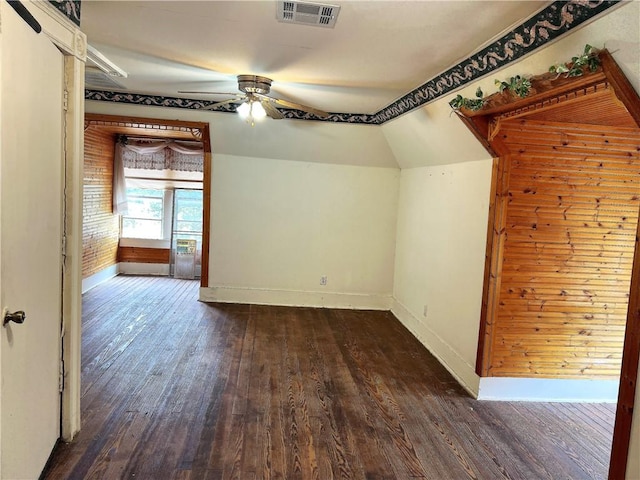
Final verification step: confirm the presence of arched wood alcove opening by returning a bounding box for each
[456,50,640,479]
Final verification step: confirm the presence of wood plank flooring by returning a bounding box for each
[42,276,616,479]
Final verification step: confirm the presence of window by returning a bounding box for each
[121,188,165,239]
[120,188,201,243]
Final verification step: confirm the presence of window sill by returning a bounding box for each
[119,237,171,249]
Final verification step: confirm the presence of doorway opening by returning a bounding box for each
[171,188,204,279]
[70,113,212,449]
[82,114,211,289]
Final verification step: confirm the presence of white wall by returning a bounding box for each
[391,160,493,393]
[85,101,398,169]
[84,102,401,309]
[204,154,399,309]
[382,101,490,169]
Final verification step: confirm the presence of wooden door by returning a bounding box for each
[0,3,65,478]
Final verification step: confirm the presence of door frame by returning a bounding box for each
[77,116,211,442]
[171,188,206,279]
[83,114,212,289]
[0,0,86,447]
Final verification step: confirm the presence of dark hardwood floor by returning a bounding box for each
[43,276,615,479]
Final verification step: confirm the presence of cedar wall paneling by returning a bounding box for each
[489,120,640,379]
[117,246,170,264]
[83,127,119,278]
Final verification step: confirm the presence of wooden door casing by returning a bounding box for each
[82,114,212,288]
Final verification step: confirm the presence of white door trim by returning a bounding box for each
[28,0,86,441]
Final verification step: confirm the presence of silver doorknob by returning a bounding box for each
[3,310,25,326]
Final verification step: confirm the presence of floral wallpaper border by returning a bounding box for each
[84,90,379,123]
[373,0,619,123]
[48,0,81,26]
[85,0,621,125]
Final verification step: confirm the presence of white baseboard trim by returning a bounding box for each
[82,264,119,293]
[478,377,619,403]
[390,299,480,397]
[119,262,170,276]
[199,286,393,310]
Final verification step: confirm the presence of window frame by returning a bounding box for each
[120,188,173,241]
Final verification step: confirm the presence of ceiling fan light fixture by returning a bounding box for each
[192,74,328,121]
[252,101,267,120]
[236,101,251,118]
[237,99,267,126]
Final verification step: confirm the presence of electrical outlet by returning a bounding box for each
[320,276,327,286]
[423,304,428,317]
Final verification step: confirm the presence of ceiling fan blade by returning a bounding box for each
[179,91,243,97]
[200,97,244,111]
[259,98,284,120]
[264,96,329,118]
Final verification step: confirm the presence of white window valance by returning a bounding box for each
[119,137,204,172]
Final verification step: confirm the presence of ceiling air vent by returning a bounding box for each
[276,1,340,28]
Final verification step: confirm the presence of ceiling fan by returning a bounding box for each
[180,75,329,124]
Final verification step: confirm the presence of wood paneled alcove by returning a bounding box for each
[456,50,640,479]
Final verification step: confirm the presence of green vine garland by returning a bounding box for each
[549,44,600,77]
[449,87,485,111]
[449,44,601,112]
[495,75,531,98]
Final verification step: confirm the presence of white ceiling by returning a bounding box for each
[81,1,549,115]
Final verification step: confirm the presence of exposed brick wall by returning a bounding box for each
[83,127,119,278]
